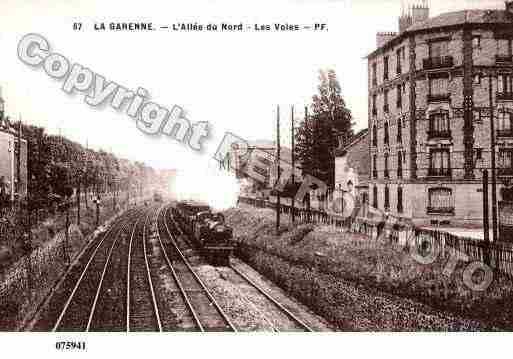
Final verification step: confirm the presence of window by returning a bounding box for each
[384,89,389,113]
[372,63,377,86]
[384,153,389,178]
[372,94,377,116]
[384,186,390,210]
[396,48,403,75]
[498,109,513,136]
[373,154,378,178]
[429,149,451,177]
[384,56,389,81]
[372,124,378,147]
[429,77,449,97]
[397,117,403,143]
[428,187,454,214]
[428,110,451,138]
[473,73,481,85]
[397,151,403,178]
[472,35,481,49]
[396,85,402,109]
[499,148,513,176]
[498,74,513,94]
[429,40,449,58]
[373,186,378,209]
[497,39,512,57]
[384,122,390,145]
[397,187,403,213]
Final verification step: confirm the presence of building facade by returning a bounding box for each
[367,2,513,227]
[334,129,370,206]
[0,90,28,202]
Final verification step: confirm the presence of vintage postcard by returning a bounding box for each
[0,0,512,357]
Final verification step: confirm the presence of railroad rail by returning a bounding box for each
[127,206,162,332]
[168,205,314,332]
[51,208,145,331]
[156,205,237,332]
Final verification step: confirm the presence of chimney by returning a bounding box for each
[399,12,413,34]
[411,2,430,24]
[506,1,513,14]
[376,32,398,48]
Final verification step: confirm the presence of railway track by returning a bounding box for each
[127,207,162,332]
[51,208,145,331]
[167,205,314,332]
[156,205,237,332]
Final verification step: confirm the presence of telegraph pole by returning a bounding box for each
[291,105,295,225]
[482,169,490,265]
[489,74,499,242]
[276,105,281,235]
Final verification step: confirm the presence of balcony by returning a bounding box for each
[427,168,452,178]
[496,55,513,65]
[427,129,452,139]
[423,56,454,70]
[427,206,455,215]
[497,129,513,138]
[497,92,513,101]
[498,168,513,177]
[428,94,451,103]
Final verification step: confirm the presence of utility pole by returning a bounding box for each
[305,106,311,219]
[489,74,498,243]
[17,118,22,197]
[276,105,281,235]
[482,169,490,265]
[291,105,295,225]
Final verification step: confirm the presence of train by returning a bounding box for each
[175,200,234,266]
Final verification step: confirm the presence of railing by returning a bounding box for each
[497,129,513,138]
[237,196,513,279]
[423,56,454,70]
[427,168,452,178]
[427,206,455,215]
[427,129,452,139]
[496,55,513,64]
[428,94,451,103]
[498,168,513,177]
[497,92,513,101]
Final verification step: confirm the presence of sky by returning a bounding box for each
[0,0,505,207]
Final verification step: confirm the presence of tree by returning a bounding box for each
[295,69,354,191]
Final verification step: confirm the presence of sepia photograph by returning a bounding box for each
[0,0,512,356]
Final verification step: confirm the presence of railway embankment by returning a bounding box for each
[0,198,147,331]
[224,204,513,331]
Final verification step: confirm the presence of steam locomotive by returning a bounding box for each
[175,201,234,266]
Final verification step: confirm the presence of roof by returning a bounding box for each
[335,129,368,157]
[368,8,513,58]
[407,9,513,32]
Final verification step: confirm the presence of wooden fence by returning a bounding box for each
[238,196,513,279]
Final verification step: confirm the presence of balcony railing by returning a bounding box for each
[497,129,513,138]
[427,168,452,178]
[427,129,452,139]
[423,56,454,70]
[496,55,513,64]
[497,92,513,101]
[428,94,451,103]
[498,168,513,177]
[427,206,455,215]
